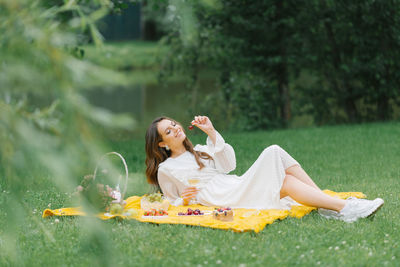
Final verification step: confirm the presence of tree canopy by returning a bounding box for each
[160,0,400,129]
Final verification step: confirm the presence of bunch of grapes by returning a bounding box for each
[146,192,163,203]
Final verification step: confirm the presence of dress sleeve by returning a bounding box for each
[157,166,184,206]
[206,131,236,173]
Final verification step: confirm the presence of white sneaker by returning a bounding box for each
[318,208,340,219]
[339,198,384,223]
[318,197,358,220]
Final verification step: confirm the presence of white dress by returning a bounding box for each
[157,131,300,210]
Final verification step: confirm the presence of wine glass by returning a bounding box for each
[186,177,200,205]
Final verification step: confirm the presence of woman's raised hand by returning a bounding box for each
[191,115,215,135]
[181,186,198,206]
[191,115,217,145]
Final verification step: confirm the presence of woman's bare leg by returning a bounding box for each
[286,165,322,191]
[280,175,345,211]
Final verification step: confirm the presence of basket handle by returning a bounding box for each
[93,152,129,200]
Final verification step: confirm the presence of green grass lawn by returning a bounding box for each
[1,122,400,266]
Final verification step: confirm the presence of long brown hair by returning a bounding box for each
[145,116,213,189]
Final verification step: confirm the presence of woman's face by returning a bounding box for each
[157,119,186,149]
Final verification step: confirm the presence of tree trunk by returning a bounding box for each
[276,1,291,125]
[344,97,357,122]
[142,20,157,41]
[278,74,291,123]
[377,94,389,121]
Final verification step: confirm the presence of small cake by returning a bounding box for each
[213,207,234,221]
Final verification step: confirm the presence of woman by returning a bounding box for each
[145,115,384,223]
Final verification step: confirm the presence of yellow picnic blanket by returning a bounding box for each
[42,190,365,233]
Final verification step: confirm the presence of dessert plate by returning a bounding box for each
[142,215,169,219]
[177,210,213,216]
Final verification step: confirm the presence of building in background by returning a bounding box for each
[98,3,141,41]
[98,2,165,41]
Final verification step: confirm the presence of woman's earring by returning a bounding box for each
[165,145,170,151]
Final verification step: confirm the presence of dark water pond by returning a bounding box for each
[84,77,218,132]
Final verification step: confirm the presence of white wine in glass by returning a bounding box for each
[188,178,200,186]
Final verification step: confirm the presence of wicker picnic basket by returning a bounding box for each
[93,151,129,202]
[76,152,129,212]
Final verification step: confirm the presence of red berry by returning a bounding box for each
[188,125,194,130]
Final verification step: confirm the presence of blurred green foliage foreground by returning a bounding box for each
[0,0,135,264]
